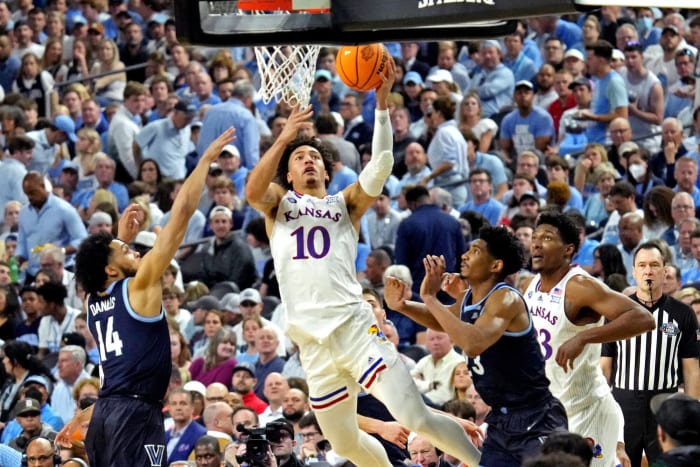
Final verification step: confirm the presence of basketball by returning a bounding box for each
[336,43,390,92]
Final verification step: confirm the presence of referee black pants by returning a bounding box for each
[612,388,675,467]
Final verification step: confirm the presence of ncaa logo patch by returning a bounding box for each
[661,322,681,336]
[286,197,297,204]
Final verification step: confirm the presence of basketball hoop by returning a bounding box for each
[238,0,330,107]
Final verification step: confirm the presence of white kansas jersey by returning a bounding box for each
[271,190,366,341]
[524,266,611,414]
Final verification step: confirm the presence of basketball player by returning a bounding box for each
[385,226,568,466]
[54,129,236,467]
[523,212,656,467]
[245,66,481,467]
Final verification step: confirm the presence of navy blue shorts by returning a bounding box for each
[480,396,568,467]
[86,396,166,467]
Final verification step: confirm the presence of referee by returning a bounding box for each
[602,241,700,467]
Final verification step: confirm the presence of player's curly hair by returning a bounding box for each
[75,232,114,295]
[479,226,526,279]
[274,136,335,191]
[536,211,581,256]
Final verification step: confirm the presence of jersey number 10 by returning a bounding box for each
[291,226,331,259]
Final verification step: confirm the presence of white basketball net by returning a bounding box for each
[254,44,321,108]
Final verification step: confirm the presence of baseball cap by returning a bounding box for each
[61,160,80,172]
[88,22,104,34]
[209,206,232,220]
[403,71,424,86]
[220,144,240,159]
[62,332,86,348]
[650,393,700,445]
[72,15,88,26]
[612,49,625,61]
[315,69,332,82]
[186,295,221,311]
[220,293,241,314]
[618,141,640,156]
[427,69,453,84]
[564,49,584,61]
[232,361,256,377]
[16,398,41,416]
[52,115,78,142]
[239,288,262,305]
[88,211,112,228]
[134,231,157,248]
[480,39,502,52]
[174,99,197,116]
[183,380,206,398]
[148,13,168,25]
[568,77,592,90]
[519,191,539,204]
[515,80,534,90]
[24,375,52,392]
[208,163,223,176]
[662,24,680,35]
[267,418,295,438]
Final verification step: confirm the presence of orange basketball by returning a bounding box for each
[336,43,390,92]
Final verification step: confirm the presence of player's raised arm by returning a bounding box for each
[344,61,396,224]
[384,275,460,332]
[556,276,655,371]
[246,106,314,216]
[129,128,235,310]
[420,254,522,358]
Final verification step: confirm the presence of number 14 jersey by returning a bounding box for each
[524,267,610,414]
[86,278,170,400]
[271,190,366,342]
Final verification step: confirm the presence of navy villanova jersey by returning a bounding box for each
[87,278,170,400]
[461,282,552,408]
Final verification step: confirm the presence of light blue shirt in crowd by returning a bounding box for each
[586,70,627,144]
[500,107,555,155]
[458,197,505,226]
[0,158,28,207]
[197,99,260,169]
[135,117,191,179]
[471,63,515,117]
[17,194,87,275]
[26,129,58,176]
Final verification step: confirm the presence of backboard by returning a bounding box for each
[175,1,700,47]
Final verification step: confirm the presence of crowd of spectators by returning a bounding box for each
[0,1,697,467]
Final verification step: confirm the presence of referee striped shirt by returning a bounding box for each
[602,294,699,391]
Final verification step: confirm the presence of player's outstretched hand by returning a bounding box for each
[384,276,408,311]
[454,417,484,449]
[441,272,467,299]
[376,421,410,449]
[278,105,314,144]
[617,442,631,467]
[555,334,585,373]
[375,56,396,103]
[55,419,78,448]
[117,203,142,244]
[420,255,446,299]
[201,127,236,164]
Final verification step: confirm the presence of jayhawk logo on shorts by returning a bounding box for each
[586,437,604,459]
[367,324,387,342]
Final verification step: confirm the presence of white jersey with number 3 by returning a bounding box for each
[271,190,367,342]
[524,266,611,414]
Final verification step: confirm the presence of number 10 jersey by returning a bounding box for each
[271,190,366,342]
